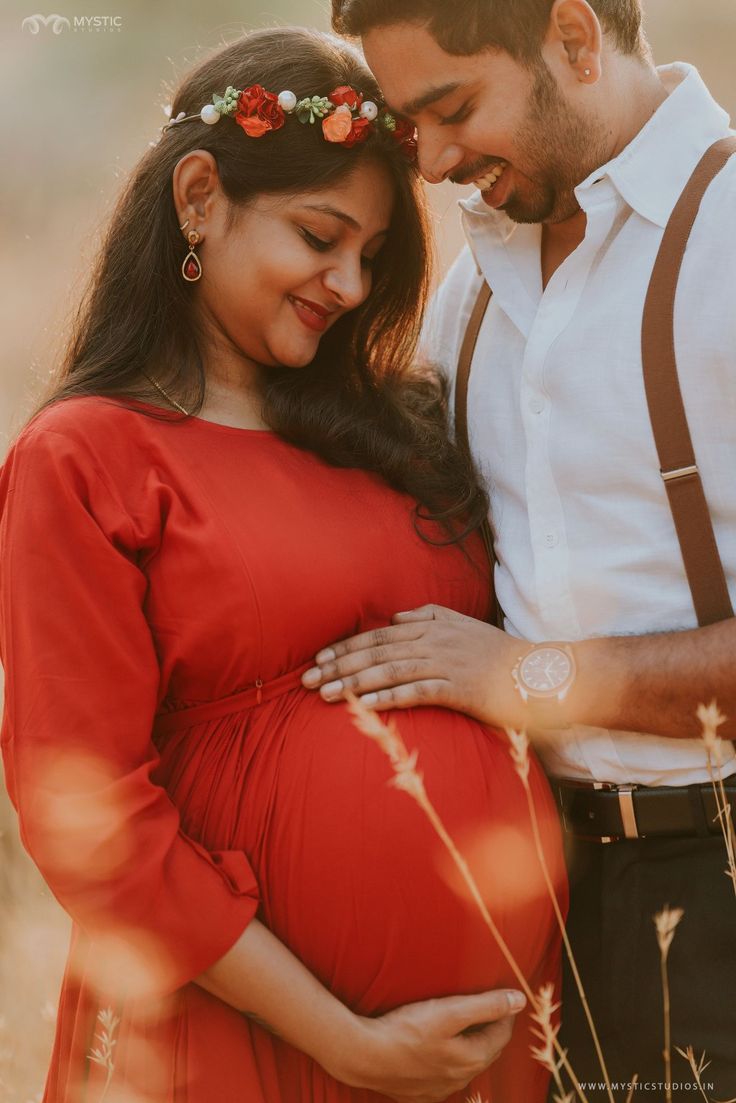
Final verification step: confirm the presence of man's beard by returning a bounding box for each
[504,63,609,225]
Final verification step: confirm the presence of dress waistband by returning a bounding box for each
[152,662,313,736]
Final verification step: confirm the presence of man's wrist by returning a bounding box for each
[566,634,629,731]
[510,641,577,730]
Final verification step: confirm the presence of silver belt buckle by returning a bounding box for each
[617,784,639,840]
[558,779,639,843]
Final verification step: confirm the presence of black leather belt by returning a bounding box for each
[554,778,736,842]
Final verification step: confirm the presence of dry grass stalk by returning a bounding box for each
[506,729,615,1103]
[88,1007,121,1102]
[698,702,736,896]
[466,1093,488,1103]
[675,1046,713,1103]
[529,982,567,1100]
[675,1045,736,1103]
[347,695,589,1103]
[624,1074,639,1103]
[654,906,684,1103]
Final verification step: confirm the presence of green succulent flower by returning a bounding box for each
[381,112,397,132]
[213,86,240,116]
[295,95,332,124]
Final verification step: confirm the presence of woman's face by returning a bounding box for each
[177,156,395,371]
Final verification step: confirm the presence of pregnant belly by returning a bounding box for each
[160,690,565,1016]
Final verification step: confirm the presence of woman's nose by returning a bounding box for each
[323,257,367,311]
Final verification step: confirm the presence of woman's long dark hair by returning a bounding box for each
[30,27,488,544]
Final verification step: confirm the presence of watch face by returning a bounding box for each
[520,647,573,696]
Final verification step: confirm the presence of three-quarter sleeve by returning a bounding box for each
[0,423,259,997]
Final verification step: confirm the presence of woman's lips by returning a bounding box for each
[289,295,331,334]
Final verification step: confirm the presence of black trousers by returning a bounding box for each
[554,834,736,1102]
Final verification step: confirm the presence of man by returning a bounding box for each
[303,0,736,1095]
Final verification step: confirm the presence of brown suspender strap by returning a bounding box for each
[642,135,736,626]
[455,280,500,622]
[455,280,492,462]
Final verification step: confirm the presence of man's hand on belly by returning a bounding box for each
[301,605,527,728]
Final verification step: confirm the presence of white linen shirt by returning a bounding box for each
[422,63,736,786]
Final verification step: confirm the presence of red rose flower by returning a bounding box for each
[329,85,363,111]
[342,117,372,148]
[392,116,418,161]
[235,84,285,138]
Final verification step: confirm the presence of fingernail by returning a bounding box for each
[316,647,336,663]
[506,991,526,1013]
[321,680,344,699]
[361,692,378,707]
[302,667,322,687]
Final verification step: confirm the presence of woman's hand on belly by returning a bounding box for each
[331,989,526,1102]
[199,918,524,1101]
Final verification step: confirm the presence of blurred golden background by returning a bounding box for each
[0,1,734,1098]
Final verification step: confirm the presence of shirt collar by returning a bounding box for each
[577,62,731,227]
[460,62,731,240]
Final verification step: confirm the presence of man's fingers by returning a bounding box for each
[315,661,441,702]
[310,622,425,668]
[358,680,449,711]
[306,644,425,687]
[392,604,467,624]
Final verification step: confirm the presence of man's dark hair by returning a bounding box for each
[332,0,644,61]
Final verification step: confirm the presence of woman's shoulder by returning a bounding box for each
[0,395,175,547]
[17,393,156,445]
[1,394,170,509]
[4,394,175,472]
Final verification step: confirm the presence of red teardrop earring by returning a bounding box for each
[179,219,203,282]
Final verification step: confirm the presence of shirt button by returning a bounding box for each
[529,397,545,414]
[545,532,559,548]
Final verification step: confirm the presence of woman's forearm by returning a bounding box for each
[196,918,523,1099]
[195,918,359,1079]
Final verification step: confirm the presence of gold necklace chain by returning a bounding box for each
[141,371,192,416]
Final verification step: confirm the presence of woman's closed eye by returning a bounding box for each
[301,227,378,270]
[300,227,334,253]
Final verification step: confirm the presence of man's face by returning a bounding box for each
[363,22,608,224]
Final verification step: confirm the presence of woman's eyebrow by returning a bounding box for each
[300,204,362,230]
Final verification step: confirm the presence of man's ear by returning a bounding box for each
[543,0,603,84]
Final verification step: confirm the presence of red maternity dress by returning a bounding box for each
[0,395,566,1103]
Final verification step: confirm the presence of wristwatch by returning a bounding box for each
[511,643,577,730]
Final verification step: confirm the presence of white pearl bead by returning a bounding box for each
[335,104,352,116]
[277,90,297,113]
[200,104,220,125]
[360,100,378,121]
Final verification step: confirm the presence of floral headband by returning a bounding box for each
[163,83,418,161]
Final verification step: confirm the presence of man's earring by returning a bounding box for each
[180,220,203,282]
[583,67,592,78]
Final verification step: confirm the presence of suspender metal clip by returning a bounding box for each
[661,464,699,483]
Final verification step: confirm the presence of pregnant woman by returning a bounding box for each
[0,27,565,1103]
